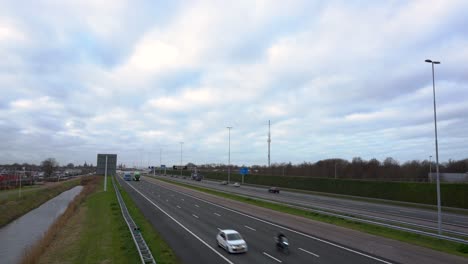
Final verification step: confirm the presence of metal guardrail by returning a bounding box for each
[112,176,156,264]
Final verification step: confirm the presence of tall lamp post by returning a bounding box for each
[227,127,232,184]
[180,142,184,177]
[425,59,442,235]
[429,155,432,181]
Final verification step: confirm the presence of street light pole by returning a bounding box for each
[425,59,442,235]
[104,155,108,192]
[180,142,183,177]
[334,162,337,179]
[429,155,432,182]
[227,127,232,184]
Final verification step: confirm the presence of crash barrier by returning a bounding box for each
[112,176,156,264]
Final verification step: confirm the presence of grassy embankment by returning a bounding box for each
[0,178,81,228]
[22,176,180,264]
[159,177,468,258]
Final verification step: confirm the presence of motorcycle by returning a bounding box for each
[275,236,290,255]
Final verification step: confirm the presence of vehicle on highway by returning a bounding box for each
[275,234,289,255]
[123,172,132,181]
[220,181,228,185]
[133,171,141,181]
[233,182,240,187]
[216,229,248,253]
[268,187,280,193]
[191,172,203,181]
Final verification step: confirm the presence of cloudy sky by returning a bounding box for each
[1,0,467,167]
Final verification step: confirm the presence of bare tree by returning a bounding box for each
[41,158,59,179]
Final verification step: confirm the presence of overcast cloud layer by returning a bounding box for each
[1,0,467,167]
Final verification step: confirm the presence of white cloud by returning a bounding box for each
[1,0,468,166]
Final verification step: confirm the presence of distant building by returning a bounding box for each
[96,154,117,176]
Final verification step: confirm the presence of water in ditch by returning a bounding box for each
[0,185,83,264]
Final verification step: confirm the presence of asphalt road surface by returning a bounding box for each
[118,176,394,264]
[158,175,468,237]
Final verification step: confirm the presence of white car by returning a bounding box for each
[216,229,248,253]
[233,182,240,187]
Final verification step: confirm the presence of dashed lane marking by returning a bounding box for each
[263,252,282,263]
[298,247,319,257]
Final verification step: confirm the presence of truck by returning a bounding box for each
[133,171,141,181]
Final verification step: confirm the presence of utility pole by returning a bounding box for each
[227,127,232,183]
[268,120,271,167]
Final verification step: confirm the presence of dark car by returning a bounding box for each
[268,187,280,193]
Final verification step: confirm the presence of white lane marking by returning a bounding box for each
[298,247,319,257]
[214,213,221,217]
[244,225,256,231]
[181,198,184,201]
[263,252,282,263]
[176,205,181,209]
[217,228,222,231]
[153,181,393,264]
[195,204,200,208]
[123,182,234,264]
[192,214,199,219]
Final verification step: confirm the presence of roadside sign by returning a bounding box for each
[240,167,249,175]
[161,165,166,169]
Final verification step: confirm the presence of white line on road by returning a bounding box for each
[263,252,282,263]
[153,182,393,264]
[123,182,234,264]
[217,228,222,231]
[298,247,319,257]
[181,198,184,201]
[195,204,200,208]
[176,205,181,209]
[192,214,199,219]
[214,213,221,217]
[244,225,256,231]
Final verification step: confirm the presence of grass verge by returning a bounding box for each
[159,178,468,258]
[117,179,181,264]
[0,178,81,228]
[27,176,180,264]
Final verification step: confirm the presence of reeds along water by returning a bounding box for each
[20,176,100,264]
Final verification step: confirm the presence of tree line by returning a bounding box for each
[195,157,468,182]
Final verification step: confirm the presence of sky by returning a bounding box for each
[1,0,467,167]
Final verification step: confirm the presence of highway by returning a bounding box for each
[156,175,468,238]
[117,176,394,264]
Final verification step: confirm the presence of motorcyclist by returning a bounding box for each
[276,232,287,248]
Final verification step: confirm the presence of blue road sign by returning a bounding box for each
[161,165,166,169]
[239,167,249,175]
